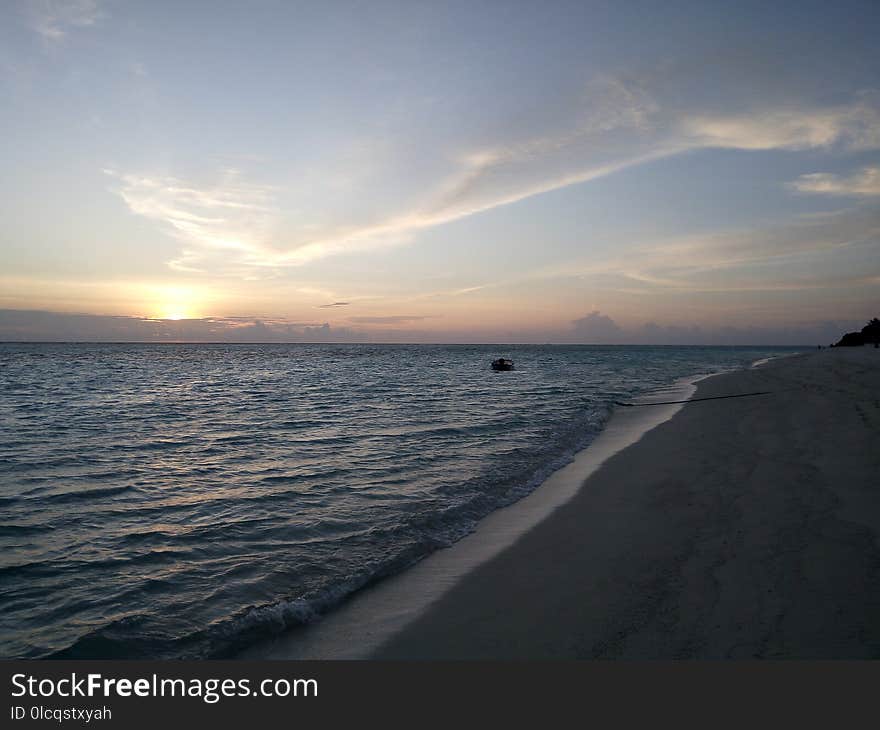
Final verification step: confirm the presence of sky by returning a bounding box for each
[1,0,879,343]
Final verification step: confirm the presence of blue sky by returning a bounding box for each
[1,0,878,342]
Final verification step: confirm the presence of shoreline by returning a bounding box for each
[239,370,714,659]
[371,347,880,659]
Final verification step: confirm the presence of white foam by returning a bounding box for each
[750,351,802,369]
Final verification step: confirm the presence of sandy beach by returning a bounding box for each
[372,348,880,659]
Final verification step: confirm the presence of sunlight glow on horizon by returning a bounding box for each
[147,287,205,322]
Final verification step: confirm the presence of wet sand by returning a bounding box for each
[372,348,880,659]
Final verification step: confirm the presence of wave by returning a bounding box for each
[38,484,136,504]
[0,523,53,537]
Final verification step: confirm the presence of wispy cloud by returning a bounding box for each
[297,88,880,270]
[790,166,880,196]
[509,206,880,297]
[105,169,281,275]
[348,315,431,324]
[25,0,103,41]
[631,210,879,277]
[110,78,880,277]
[137,78,671,272]
[319,301,349,308]
[681,105,877,151]
[422,77,660,218]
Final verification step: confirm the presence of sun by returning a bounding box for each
[149,287,203,321]
[162,310,191,321]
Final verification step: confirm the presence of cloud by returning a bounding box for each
[680,105,876,151]
[348,315,431,324]
[318,302,350,308]
[571,311,623,342]
[790,166,880,196]
[25,0,102,40]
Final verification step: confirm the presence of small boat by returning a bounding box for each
[491,358,514,371]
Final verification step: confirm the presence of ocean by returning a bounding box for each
[0,343,801,658]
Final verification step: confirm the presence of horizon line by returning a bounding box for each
[0,340,814,347]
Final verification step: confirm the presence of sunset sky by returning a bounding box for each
[1,0,879,343]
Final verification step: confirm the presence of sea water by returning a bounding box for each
[0,343,800,658]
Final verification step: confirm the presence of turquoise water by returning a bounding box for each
[0,343,801,658]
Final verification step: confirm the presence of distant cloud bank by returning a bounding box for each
[562,312,860,346]
[0,309,860,346]
[0,310,359,343]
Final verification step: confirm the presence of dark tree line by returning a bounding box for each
[833,317,880,347]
